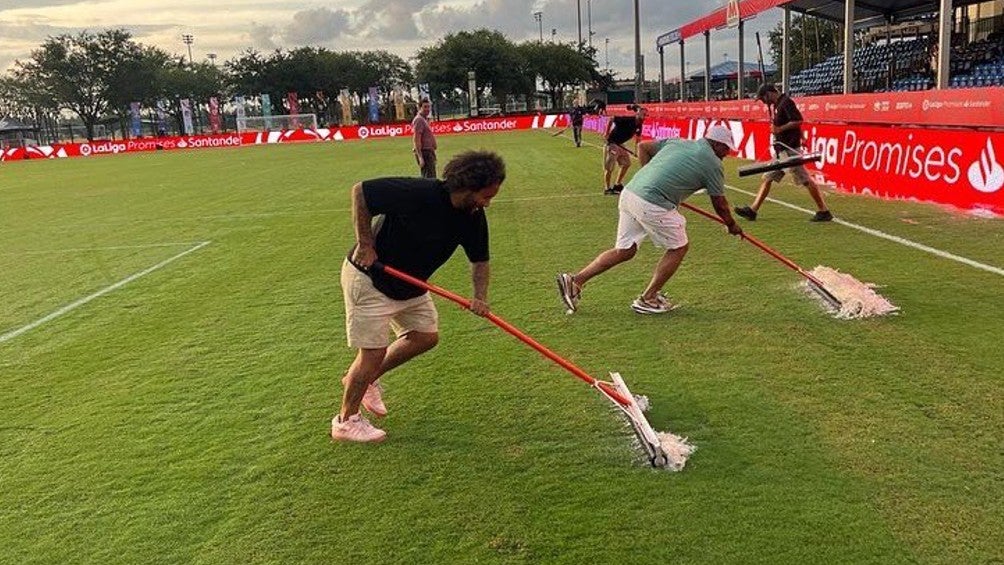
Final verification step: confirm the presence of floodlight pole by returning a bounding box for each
[182,34,194,66]
[577,0,583,48]
[658,46,665,102]
[704,31,711,101]
[633,0,642,103]
[679,41,686,102]
[782,8,791,92]
[843,0,854,93]
[936,0,952,89]
[737,19,745,99]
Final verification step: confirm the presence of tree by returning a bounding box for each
[11,29,149,140]
[414,29,526,110]
[520,41,594,107]
[768,14,842,75]
[159,59,226,133]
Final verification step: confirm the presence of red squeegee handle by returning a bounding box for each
[678,201,832,291]
[371,262,632,407]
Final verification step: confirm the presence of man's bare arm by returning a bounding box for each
[351,183,377,267]
[469,261,490,316]
[710,195,742,236]
[638,141,661,166]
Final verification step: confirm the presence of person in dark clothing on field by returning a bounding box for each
[603,104,646,195]
[333,150,507,443]
[569,105,587,147]
[734,84,832,222]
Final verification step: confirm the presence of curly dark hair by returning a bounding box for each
[442,150,506,194]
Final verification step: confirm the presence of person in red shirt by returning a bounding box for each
[411,99,438,178]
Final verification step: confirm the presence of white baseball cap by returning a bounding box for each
[704,124,736,152]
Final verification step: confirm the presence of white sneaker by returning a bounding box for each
[331,413,387,443]
[556,273,581,312]
[631,295,677,315]
[342,378,388,418]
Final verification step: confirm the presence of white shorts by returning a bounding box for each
[615,190,689,250]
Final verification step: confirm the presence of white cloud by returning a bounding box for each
[0,0,780,81]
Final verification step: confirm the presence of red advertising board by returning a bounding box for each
[0,114,569,162]
[585,115,1004,216]
[624,87,1004,129]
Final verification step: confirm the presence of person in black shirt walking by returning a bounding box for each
[734,84,832,222]
[569,105,587,147]
[603,105,646,195]
[333,150,507,443]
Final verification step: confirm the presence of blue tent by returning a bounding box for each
[689,60,777,81]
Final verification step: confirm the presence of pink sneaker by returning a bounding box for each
[331,413,386,443]
[342,378,388,418]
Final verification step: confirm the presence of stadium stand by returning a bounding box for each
[789,32,1004,96]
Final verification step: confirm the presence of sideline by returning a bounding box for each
[0,241,213,345]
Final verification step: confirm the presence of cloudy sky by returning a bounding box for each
[0,0,780,81]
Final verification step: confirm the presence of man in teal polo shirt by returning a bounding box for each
[557,124,743,315]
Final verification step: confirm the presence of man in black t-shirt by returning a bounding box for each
[566,100,603,147]
[333,150,507,443]
[603,105,646,195]
[734,84,832,222]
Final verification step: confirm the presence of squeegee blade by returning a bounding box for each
[609,372,669,468]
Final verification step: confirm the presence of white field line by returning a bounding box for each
[3,242,205,256]
[562,133,1004,277]
[724,184,1004,277]
[0,241,212,345]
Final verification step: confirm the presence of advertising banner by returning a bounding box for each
[585,115,1004,215]
[261,93,273,130]
[130,102,142,137]
[393,87,405,121]
[180,98,194,135]
[208,97,221,134]
[287,92,300,128]
[234,95,246,130]
[367,87,380,123]
[155,100,168,136]
[339,89,353,125]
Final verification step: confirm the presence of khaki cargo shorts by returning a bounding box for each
[603,143,632,171]
[763,147,812,185]
[341,260,438,349]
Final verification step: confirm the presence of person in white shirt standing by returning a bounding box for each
[412,99,438,178]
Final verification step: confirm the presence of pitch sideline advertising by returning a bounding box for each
[3,111,998,215]
[1,115,569,161]
[584,115,1002,215]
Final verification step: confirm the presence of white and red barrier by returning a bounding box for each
[636,88,1004,129]
[0,114,568,162]
[585,114,1004,216]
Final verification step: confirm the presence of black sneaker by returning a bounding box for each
[612,184,624,194]
[810,210,833,222]
[734,206,757,221]
[603,187,618,195]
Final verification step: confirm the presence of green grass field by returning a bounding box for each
[1,130,1002,564]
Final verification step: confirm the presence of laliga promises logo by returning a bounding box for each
[968,139,1004,193]
[358,126,370,139]
[80,143,92,156]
